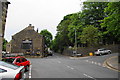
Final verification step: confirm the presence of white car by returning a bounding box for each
[94,48,111,56]
[0,61,25,80]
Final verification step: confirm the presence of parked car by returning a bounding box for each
[2,56,30,72]
[0,60,25,80]
[94,48,111,56]
[2,51,7,58]
[47,50,53,56]
[47,52,53,56]
[75,53,83,57]
[71,51,83,57]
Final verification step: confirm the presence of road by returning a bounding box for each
[27,53,119,79]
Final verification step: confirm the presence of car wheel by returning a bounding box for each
[99,53,102,56]
[108,51,111,54]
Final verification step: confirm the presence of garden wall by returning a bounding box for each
[63,44,119,56]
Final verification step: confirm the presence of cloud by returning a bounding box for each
[5,0,82,41]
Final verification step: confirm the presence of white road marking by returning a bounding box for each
[70,67,74,70]
[58,61,61,63]
[83,74,96,80]
[67,65,74,70]
[24,73,26,78]
[85,60,88,62]
[29,65,32,78]
[85,60,103,67]
[85,60,106,68]
[94,62,97,65]
[91,61,94,64]
[98,63,101,66]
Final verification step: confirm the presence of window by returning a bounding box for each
[21,58,27,62]
[22,43,30,49]
[0,61,19,70]
[22,40,32,49]
[99,49,103,51]
[0,68,7,73]
[16,58,21,63]
[2,58,15,63]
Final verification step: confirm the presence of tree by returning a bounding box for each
[40,29,53,48]
[101,2,120,44]
[82,2,108,29]
[80,2,109,45]
[52,2,110,53]
[2,38,8,51]
[50,39,58,52]
[80,25,99,46]
[50,34,63,53]
[67,12,84,47]
[54,14,75,53]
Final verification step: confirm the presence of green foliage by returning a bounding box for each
[101,2,120,42]
[67,12,84,45]
[2,38,8,51]
[50,34,63,53]
[80,25,99,46]
[40,29,53,47]
[82,2,108,28]
[51,2,119,53]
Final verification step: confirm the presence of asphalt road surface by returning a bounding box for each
[27,53,119,79]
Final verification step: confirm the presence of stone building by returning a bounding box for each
[0,0,10,59]
[6,24,45,56]
[6,41,11,53]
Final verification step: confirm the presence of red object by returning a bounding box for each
[3,56,30,71]
[14,72,22,80]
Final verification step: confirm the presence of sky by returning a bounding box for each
[5,0,85,41]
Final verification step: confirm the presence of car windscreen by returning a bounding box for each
[0,68,7,73]
[0,68,4,73]
[0,61,19,70]
[99,49,103,51]
[2,58,15,63]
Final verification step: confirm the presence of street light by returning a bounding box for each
[74,27,77,56]
[75,28,77,49]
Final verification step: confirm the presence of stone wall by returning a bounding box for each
[0,1,2,58]
[6,42,11,53]
[0,0,10,59]
[8,24,45,55]
[63,44,119,56]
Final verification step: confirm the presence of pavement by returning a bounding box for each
[105,56,120,72]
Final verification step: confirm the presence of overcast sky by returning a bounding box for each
[5,0,85,41]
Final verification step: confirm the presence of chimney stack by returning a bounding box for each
[37,28,39,33]
[26,24,34,30]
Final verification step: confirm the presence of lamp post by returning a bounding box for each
[74,12,79,53]
[73,13,79,56]
[74,28,77,56]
